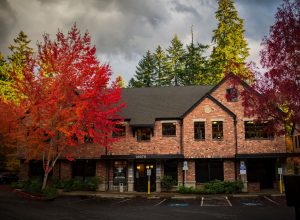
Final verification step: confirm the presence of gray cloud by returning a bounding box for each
[0,0,282,83]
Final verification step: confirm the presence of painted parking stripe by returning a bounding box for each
[115,198,131,204]
[263,196,280,206]
[226,196,232,207]
[154,199,166,206]
[201,197,204,207]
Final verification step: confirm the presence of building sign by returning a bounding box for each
[147,169,151,176]
[183,161,188,170]
[136,155,147,159]
[278,168,283,175]
[240,161,246,175]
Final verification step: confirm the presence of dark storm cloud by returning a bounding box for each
[0,0,284,83]
[0,0,17,53]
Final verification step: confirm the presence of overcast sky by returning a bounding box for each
[0,0,282,84]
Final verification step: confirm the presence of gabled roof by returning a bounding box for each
[121,85,214,126]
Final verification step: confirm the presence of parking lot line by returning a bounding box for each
[154,198,166,206]
[263,196,280,206]
[115,198,131,204]
[201,197,204,206]
[225,196,232,207]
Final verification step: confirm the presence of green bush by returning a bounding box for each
[84,177,100,191]
[177,180,243,194]
[63,176,101,192]
[52,179,65,189]
[23,179,42,193]
[42,187,58,199]
[161,175,176,191]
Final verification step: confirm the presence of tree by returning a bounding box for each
[183,28,209,85]
[209,0,252,83]
[115,75,126,88]
[6,25,124,189]
[166,35,186,86]
[128,50,155,87]
[243,0,300,134]
[0,31,33,102]
[152,45,170,86]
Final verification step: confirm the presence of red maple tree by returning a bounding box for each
[7,25,124,189]
[243,0,300,134]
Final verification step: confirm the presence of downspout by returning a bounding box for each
[234,117,238,180]
[180,119,185,186]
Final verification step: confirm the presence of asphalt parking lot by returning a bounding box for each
[0,185,295,220]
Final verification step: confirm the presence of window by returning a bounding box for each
[29,160,44,177]
[245,121,274,139]
[226,87,238,102]
[212,121,223,140]
[113,161,127,185]
[112,124,126,138]
[196,160,224,183]
[137,128,151,141]
[72,160,96,179]
[194,121,205,140]
[164,159,178,183]
[162,122,176,136]
[294,135,300,148]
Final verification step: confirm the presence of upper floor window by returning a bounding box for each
[226,87,238,102]
[212,121,223,140]
[294,135,300,148]
[112,124,126,138]
[244,121,274,140]
[137,128,151,141]
[194,121,205,140]
[162,122,176,136]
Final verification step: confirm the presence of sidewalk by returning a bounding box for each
[60,190,286,199]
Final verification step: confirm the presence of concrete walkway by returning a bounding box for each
[60,190,285,199]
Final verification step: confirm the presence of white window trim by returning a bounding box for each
[161,120,177,124]
[193,119,206,122]
[210,118,224,122]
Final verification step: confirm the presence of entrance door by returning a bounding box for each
[134,162,156,192]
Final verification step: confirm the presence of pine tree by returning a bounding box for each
[166,35,186,86]
[184,28,209,85]
[128,50,155,87]
[209,0,251,83]
[152,45,170,86]
[0,31,33,101]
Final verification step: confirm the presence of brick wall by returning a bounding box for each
[183,97,236,158]
[110,120,181,155]
[223,160,235,181]
[210,77,286,154]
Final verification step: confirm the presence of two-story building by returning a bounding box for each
[19,74,294,192]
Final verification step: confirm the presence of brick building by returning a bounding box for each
[20,74,298,192]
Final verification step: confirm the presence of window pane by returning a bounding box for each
[194,122,205,140]
[245,121,274,140]
[212,121,223,140]
[72,160,96,178]
[164,159,178,183]
[196,160,224,183]
[226,88,238,102]
[113,161,127,185]
[112,124,126,137]
[162,123,176,136]
[137,128,151,141]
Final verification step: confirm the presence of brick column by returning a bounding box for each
[223,160,235,181]
[156,160,161,192]
[177,161,183,186]
[96,160,106,191]
[185,159,196,188]
[60,161,72,180]
[127,160,134,192]
[19,161,29,180]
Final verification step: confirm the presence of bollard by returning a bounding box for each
[119,183,124,193]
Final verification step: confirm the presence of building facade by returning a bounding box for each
[20,74,296,192]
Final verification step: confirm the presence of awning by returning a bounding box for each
[101,154,184,160]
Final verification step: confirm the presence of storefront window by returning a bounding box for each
[113,161,127,185]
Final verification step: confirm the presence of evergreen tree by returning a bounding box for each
[166,35,186,86]
[152,45,170,86]
[184,28,209,85]
[128,50,155,87]
[209,0,251,83]
[0,31,33,101]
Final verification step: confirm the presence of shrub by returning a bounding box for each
[42,187,58,199]
[178,185,195,194]
[23,179,42,193]
[161,175,176,191]
[63,176,101,192]
[84,176,100,191]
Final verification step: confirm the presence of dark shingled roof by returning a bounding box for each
[120,85,214,126]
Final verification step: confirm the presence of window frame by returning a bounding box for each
[212,121,223,140]
[162,122,176,137]
[137,127,151,141]
[112,124,126,138]
[194,121,205,140]
[226,87,238,102]
[244,121,274,140]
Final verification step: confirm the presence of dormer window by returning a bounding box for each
[112,124,126,138]
[162,122,176,136]
[137,128,151,141]
[226,87,238,102]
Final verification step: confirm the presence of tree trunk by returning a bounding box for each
[42,171,49,190]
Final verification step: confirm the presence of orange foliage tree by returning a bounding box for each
[6,25,124,189]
